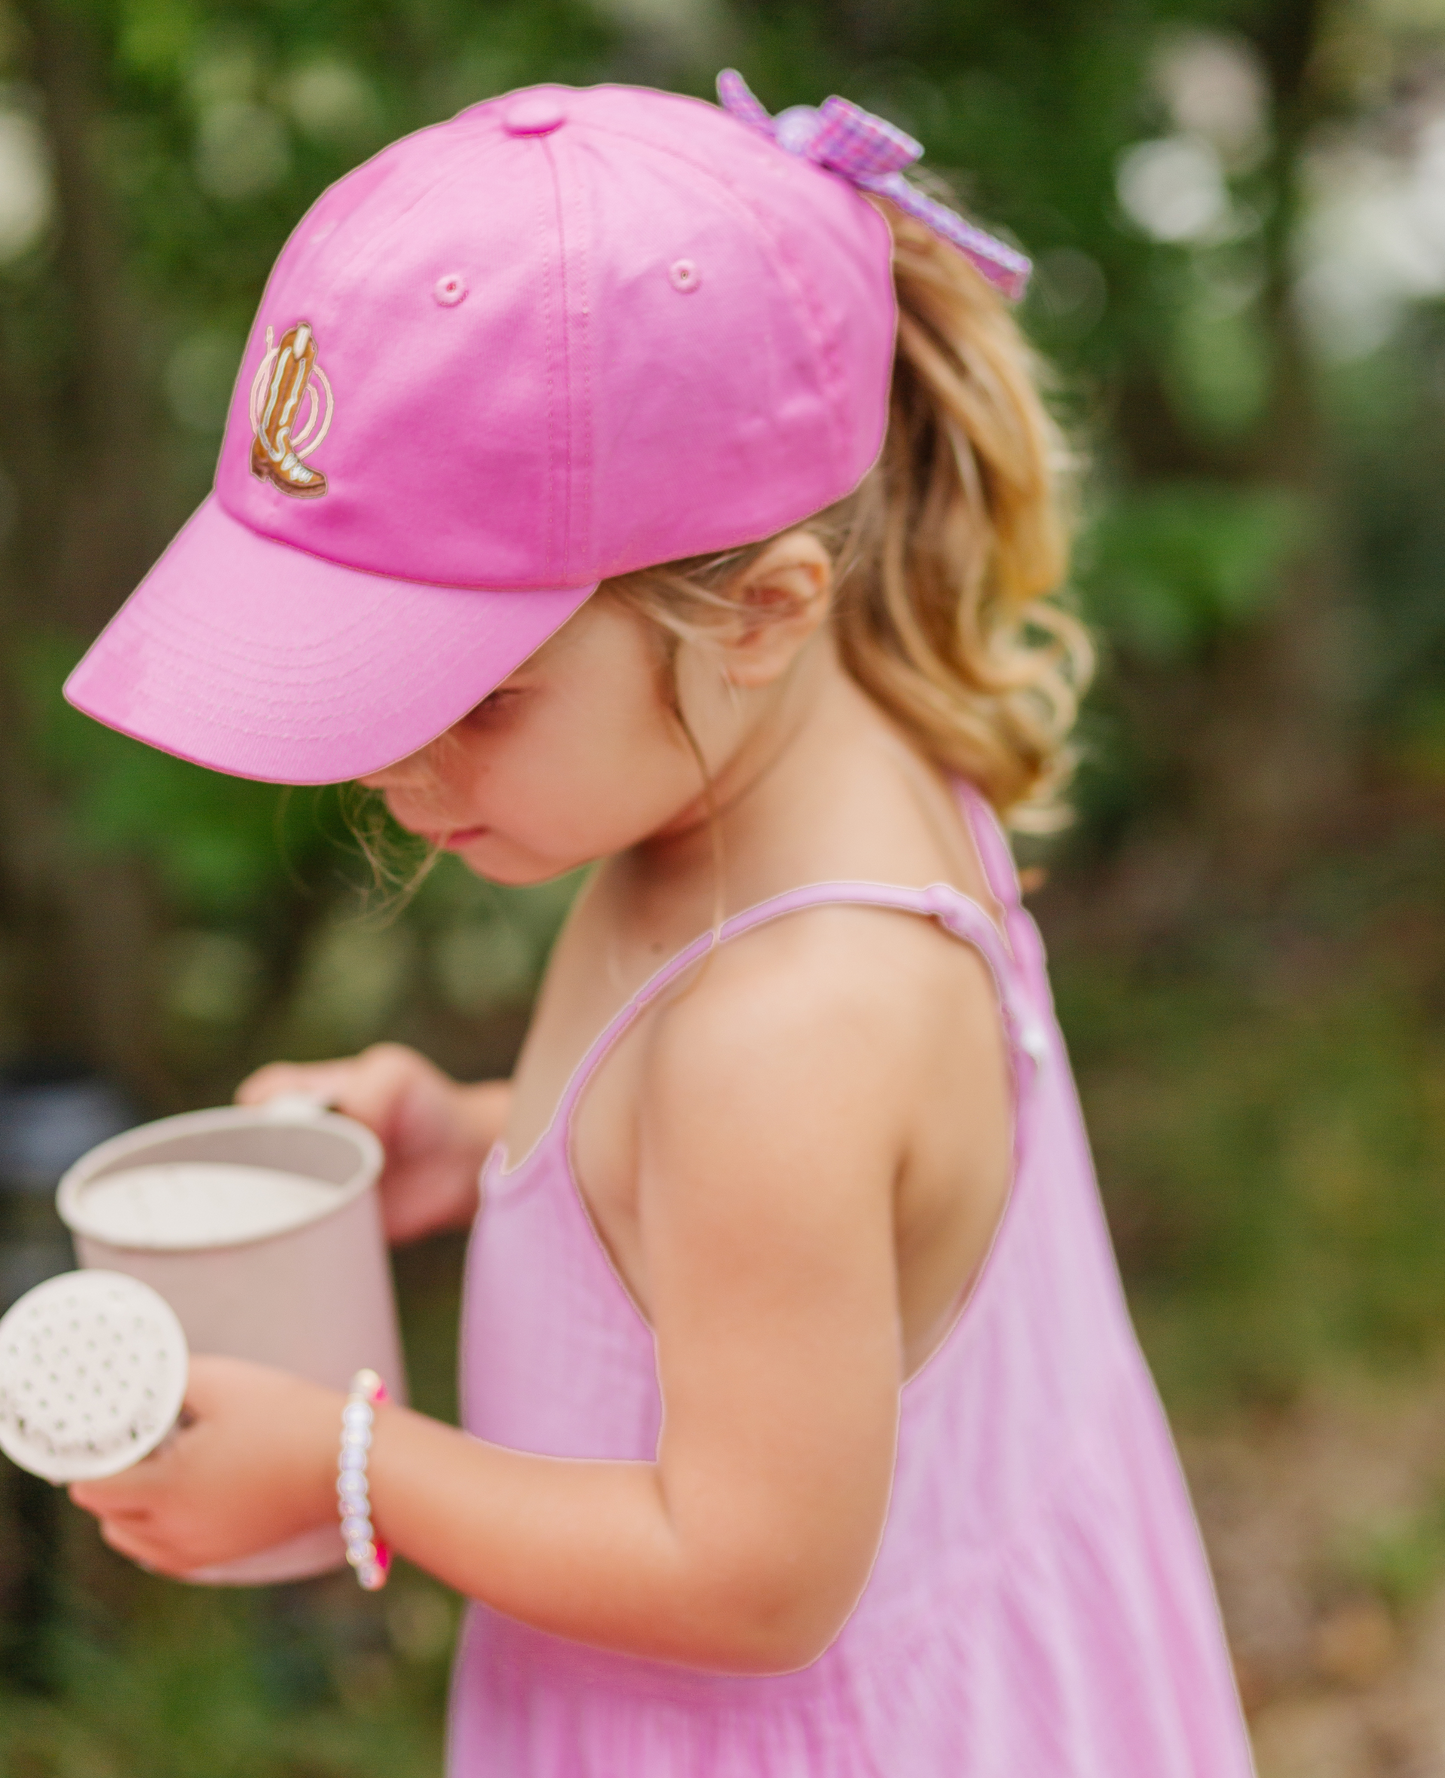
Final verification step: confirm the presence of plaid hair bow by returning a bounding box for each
[717,69,1030,301]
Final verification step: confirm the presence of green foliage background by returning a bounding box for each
[1,0,1444,1766]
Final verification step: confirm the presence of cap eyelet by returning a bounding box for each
[668,258,701,293]
[433,273,468,307]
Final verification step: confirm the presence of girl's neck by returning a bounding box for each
[615,638,914,934]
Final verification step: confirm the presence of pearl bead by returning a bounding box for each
[339,1370,389,1592]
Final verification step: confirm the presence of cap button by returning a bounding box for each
[503,96,566,137]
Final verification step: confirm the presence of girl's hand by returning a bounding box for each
[236,1044,509,1242]
[68,1356,339,1577]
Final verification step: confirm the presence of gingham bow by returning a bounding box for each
[717,69,1030,302]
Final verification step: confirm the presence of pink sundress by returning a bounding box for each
[448,784,1256,1776]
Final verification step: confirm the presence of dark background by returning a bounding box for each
[2,1,1444,1770]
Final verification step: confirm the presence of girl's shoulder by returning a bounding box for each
[636,890,1005,1145]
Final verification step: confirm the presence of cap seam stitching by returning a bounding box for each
[541,137,571,581]
[557,134,594,583]
[580,115,872,491]
[207,498,597,594]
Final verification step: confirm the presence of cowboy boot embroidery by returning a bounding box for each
[251,321,329,498]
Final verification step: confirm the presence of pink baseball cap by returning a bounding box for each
[65,76,1025,785]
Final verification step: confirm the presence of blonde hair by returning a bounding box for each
[606,202,1092,831]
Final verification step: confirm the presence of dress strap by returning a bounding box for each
[955,779,1022,913]
[954,778,1054,1020]
[556,877,1043,1140]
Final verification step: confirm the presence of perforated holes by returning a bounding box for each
[0,1273,187,1482]
[434,272,468,307]
[669,258,701,294]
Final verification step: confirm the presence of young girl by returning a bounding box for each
[63,75,1255,1776]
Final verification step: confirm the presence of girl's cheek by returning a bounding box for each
[445,675,700,862]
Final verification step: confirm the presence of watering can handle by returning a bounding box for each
[256,1092,334,1122]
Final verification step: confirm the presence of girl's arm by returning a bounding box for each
[72,933,964,1672]
[238,1045,510,1242]
[367,943,910,1670]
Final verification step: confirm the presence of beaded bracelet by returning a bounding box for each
[338,1368,391,1591]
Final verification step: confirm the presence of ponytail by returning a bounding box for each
[605,201,1092,829]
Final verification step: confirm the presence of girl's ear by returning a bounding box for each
[718,531,835,688]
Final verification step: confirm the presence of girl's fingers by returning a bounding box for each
[182,1351,253,1414]
[73,1356,337,1575]
[71,1485,177,1568]
[69,1418,190,1514]
[237,1047,422,1140]
[98,1515,181,1573]
[70,1491,152,1523]
[236,1059,352,1107]
[70,1470,163,1514]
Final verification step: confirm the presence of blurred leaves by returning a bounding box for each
[1079,481,1308,660]
[1332,1492,1445,1619]
[0,0,1436,1365]
[280,919,418,1058]
[1065,943,1445,1410]
[0,1575,452,1777]
[12,628,336,921]
[0,0,1440,1762]
[3,626,582,1094]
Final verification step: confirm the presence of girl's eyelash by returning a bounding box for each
[470,688,519,716]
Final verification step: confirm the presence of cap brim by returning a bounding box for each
[64,498,596,784]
